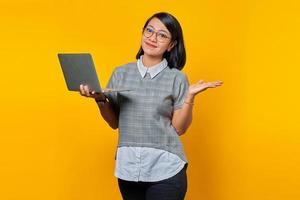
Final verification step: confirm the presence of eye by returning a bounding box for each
[158,32,168,39]
[145,27,154,33]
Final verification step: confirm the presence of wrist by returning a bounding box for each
[183,93,195,106]
[95,97,108,105]
[95,95,107,102]
[185,93,195,102]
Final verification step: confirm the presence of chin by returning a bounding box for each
[144,51,159,57]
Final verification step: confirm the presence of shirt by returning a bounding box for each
[105,55,189,182]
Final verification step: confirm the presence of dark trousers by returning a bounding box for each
[117,164,188,200]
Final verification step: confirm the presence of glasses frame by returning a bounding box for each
[142,26,171,43]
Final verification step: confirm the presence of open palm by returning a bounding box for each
[189,80,223,96]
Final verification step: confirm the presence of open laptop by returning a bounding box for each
[58,53,130,95]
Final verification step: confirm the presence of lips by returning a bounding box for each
[145,41,157,48]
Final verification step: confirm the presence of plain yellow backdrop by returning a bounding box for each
[0,0,299,199]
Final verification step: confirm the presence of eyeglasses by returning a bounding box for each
[143,26,171,43]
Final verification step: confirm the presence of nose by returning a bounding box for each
[149,33,157,42]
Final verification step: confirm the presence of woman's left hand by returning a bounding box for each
[189,80,223,96]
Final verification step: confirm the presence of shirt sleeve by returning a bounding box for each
[173,72,189,110]
[105,69,120,108]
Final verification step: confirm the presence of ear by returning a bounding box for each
[167,40,177,52]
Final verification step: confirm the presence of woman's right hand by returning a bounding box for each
[79,84,106,101]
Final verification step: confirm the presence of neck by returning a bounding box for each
[142,54,163,68]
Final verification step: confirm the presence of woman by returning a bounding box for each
[79,12,223,200]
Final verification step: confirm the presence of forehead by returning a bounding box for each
[147,17,169,33]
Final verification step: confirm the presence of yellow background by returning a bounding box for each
[0,0,299,199]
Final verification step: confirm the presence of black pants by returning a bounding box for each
[117,164,188,200]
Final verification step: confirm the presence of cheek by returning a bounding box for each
[157,44,169,53]
[141,37,149,51]
[141,38,146,48]
[141,37,169,55]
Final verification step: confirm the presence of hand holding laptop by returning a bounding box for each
[79,83,107,100]
[58,53,131,101]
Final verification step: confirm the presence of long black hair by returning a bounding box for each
[136,12,186,70]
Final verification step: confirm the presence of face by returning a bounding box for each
[141,17,176,58]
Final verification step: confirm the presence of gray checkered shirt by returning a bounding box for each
[105,57,189,163]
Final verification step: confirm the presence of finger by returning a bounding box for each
[208,83,217,88]
[82,84,88,95]
[80,84,86,96]
[212,83,221,87]
[210,80,222,85]
[215,81,223,86]
[79,84,83,95]
[83,85,90,96]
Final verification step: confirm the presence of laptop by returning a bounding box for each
[58,53,131,95]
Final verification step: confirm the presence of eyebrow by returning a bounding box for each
[147,25,169,34]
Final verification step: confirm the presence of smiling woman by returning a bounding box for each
[136,13,186,70]
[79,12,223,200]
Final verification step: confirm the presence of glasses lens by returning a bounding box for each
[157,32,169,42]
[143,27,154,38]
[143,27,170,43]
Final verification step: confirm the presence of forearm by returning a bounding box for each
[96,101,119,129]
[172,94,195,135]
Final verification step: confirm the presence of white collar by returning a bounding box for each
[137,55,168,79]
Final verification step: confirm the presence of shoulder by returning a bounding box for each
[113,61,137,75]
[164,67,188,83]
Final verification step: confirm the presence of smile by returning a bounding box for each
[145,41,158,48]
